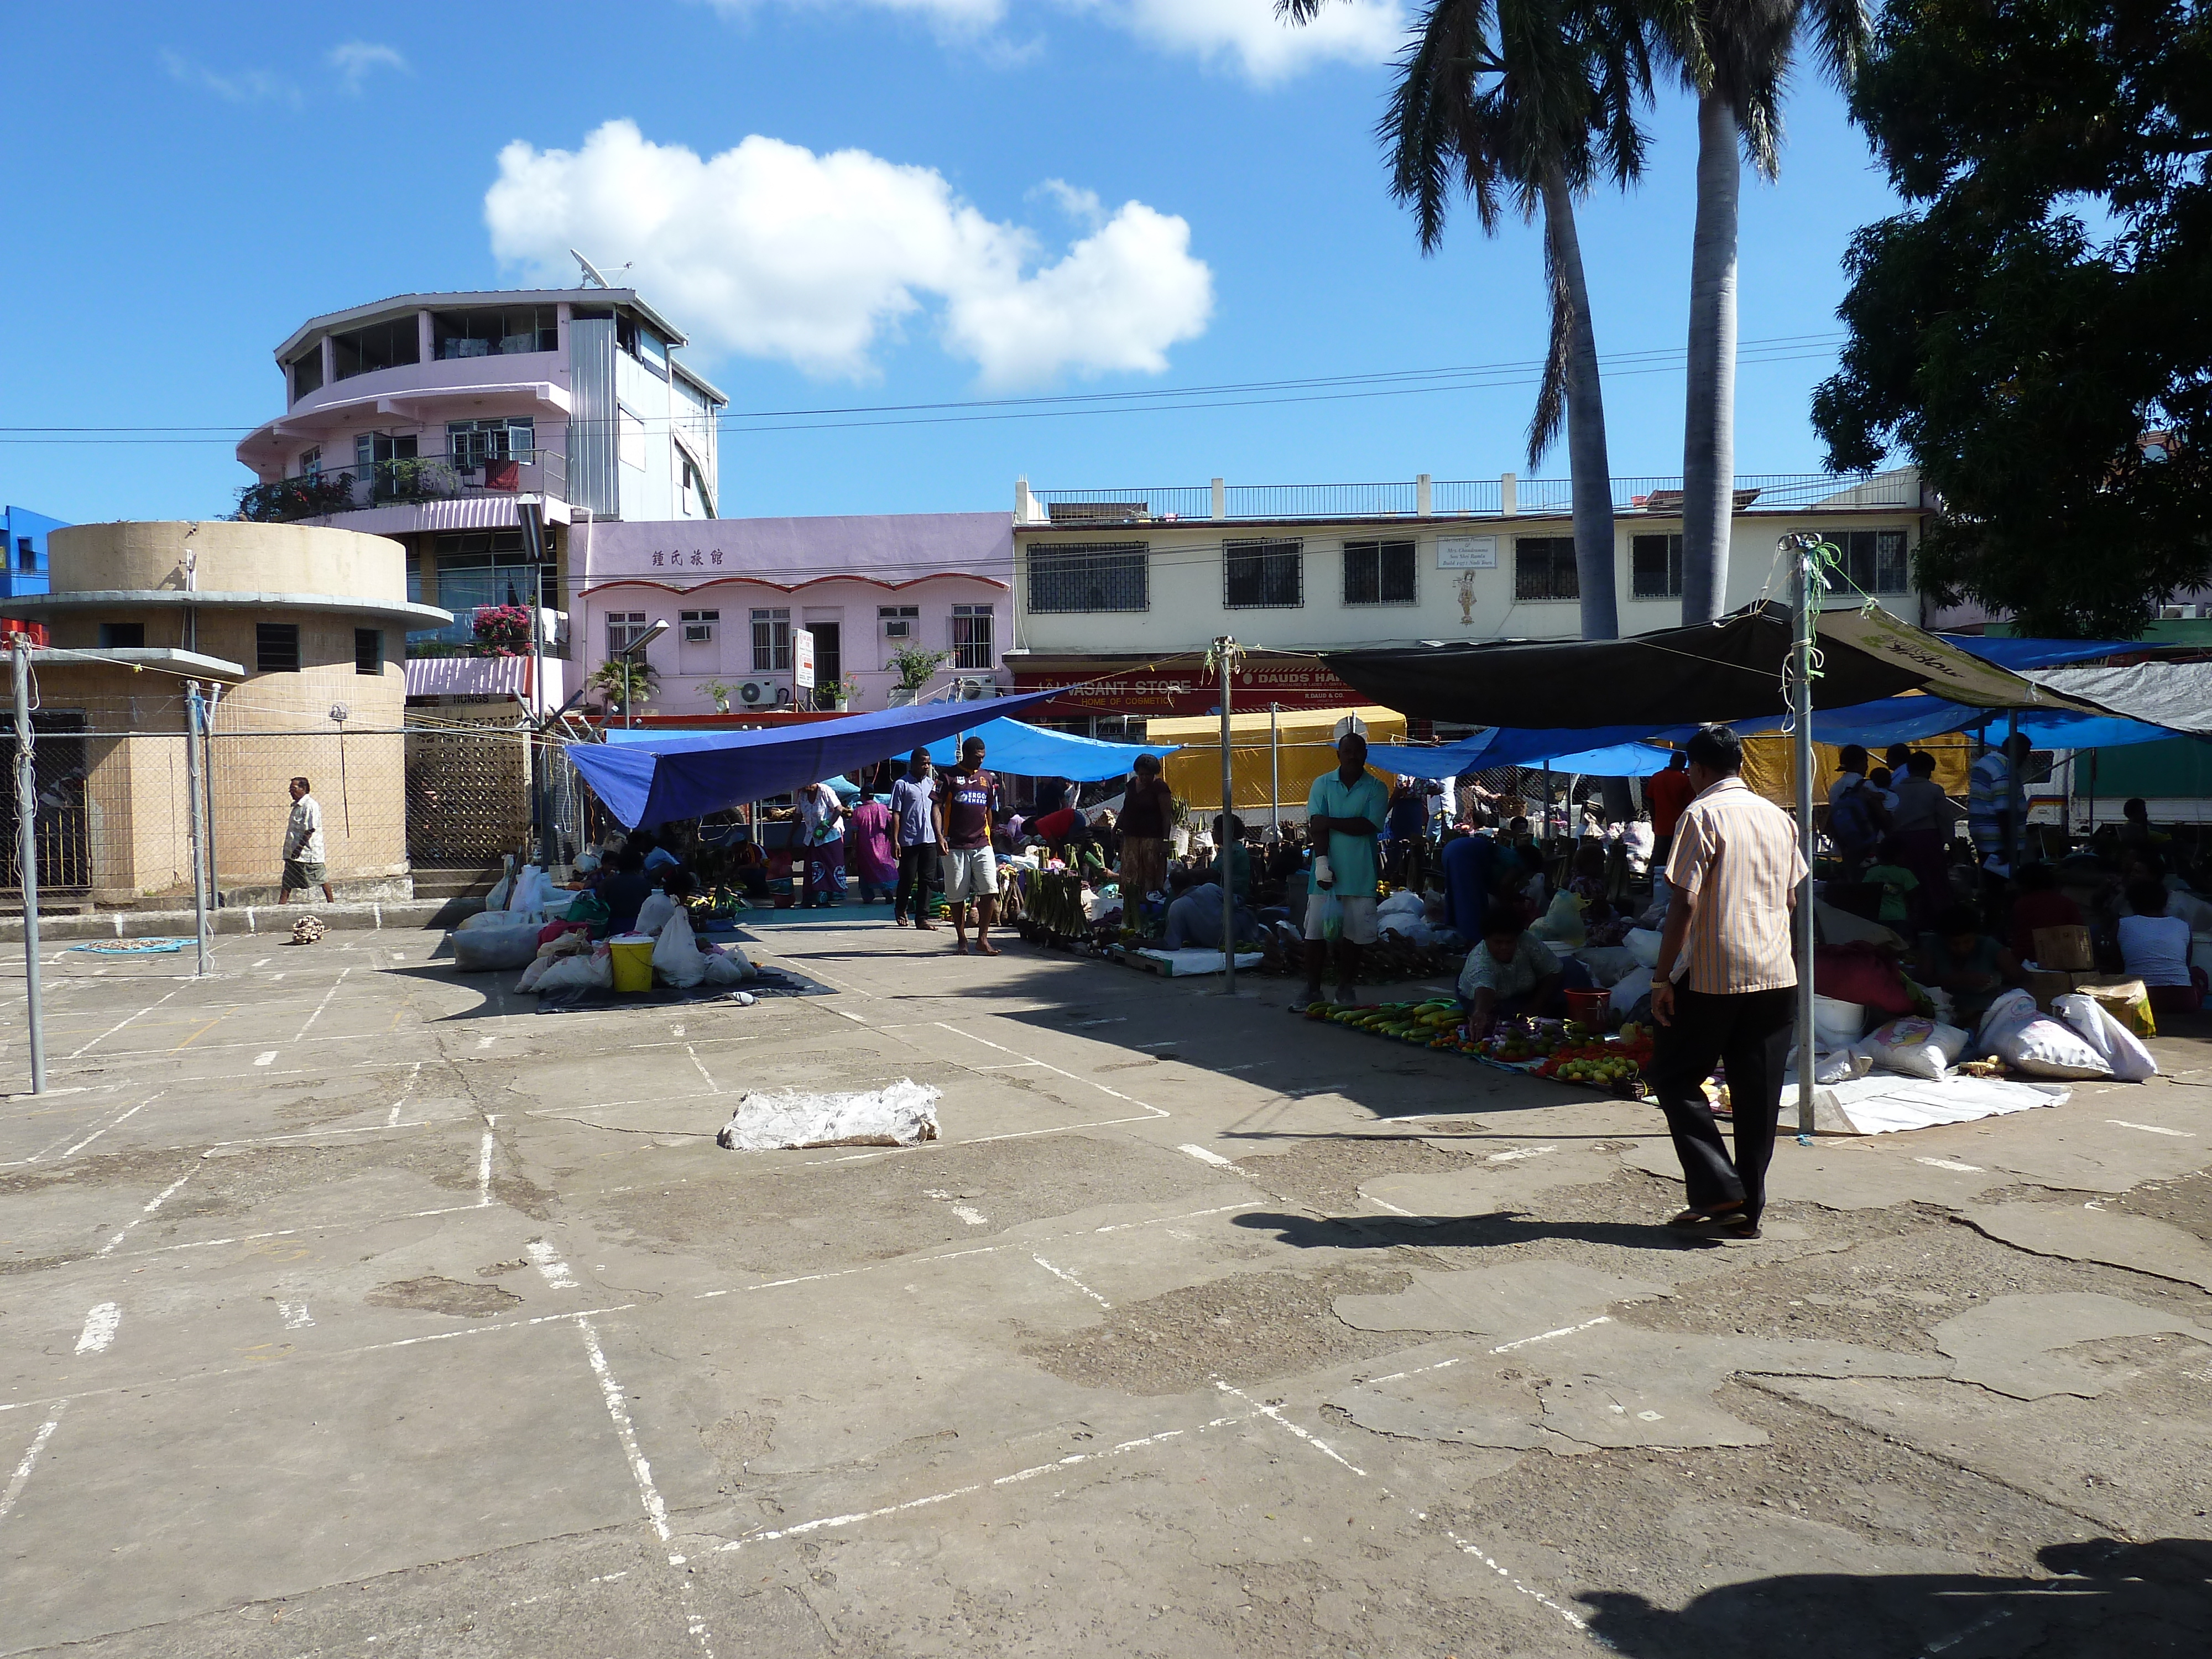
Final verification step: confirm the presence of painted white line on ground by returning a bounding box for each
[95,1173,192,1258]
[478,1134,495,1206]
[253,1051,276,1067]
[75,1303,121,1355]
[60,1093,165,1161]
[686,1046,718,1093]
[67,991,177,1059]
[1031,1254,1112,1309]
[1073,1017,1128,1027]
[1492,1316,1613,1355]
[1915,1157,1986,1173]
[1485,1146,1558,1165]
[252,959,271,969]
[1178,1143,1236,1168]
[931,1022,1170,1118]
[291,968,350,1041]
[1443,1530,1597,1637]
[202,1118,441,1152]
[527,1240,578,1290]
[279,1302,314,1330]
[2107,1119,2192,1137]
[2,1304,641,1417]
[0,1410,64,1525]
[1213,1379,1366,1475]
[1136,1040,1180,1048]
[575,1318,680,1558]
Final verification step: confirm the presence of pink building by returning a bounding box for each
[576,514,1013,716]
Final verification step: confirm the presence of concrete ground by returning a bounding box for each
[3,917,2209,1658]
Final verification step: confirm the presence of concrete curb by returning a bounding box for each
[0,897,486,945]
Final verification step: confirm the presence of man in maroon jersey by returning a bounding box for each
[934,735,1002,956]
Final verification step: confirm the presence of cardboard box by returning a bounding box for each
[2025,968,2074,1013]
[2032,925,2095,971]
[2023,968,2148,1019]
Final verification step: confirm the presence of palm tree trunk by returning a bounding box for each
[1541,168,1619,643]
[1680,90,1741,626]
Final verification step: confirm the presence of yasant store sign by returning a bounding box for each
[1010,656,1361,717]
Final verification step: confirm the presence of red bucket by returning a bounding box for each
[1564,988,1611,1028]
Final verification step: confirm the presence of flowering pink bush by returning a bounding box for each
[472,604,534,656]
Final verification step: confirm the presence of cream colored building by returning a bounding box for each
[4,521,449,905]
[1005,469,1928,728]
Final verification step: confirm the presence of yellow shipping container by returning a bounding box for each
[1145,705,1406,817]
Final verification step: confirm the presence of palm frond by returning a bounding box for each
[1528,197,1575,466]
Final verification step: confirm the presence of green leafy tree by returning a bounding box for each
[1664,0,1866,622]
[1812,0,2210,636]
[1281,0,1669,643]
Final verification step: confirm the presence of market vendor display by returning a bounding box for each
[1456,906,1577,1027]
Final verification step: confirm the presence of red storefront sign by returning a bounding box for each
[1010,658,1365,718]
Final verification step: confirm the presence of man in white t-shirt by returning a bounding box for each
[281,776,333,904]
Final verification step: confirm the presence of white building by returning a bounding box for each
[1006,469,1929,727]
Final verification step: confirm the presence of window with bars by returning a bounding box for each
[1224,539,1303,609]
[1514,537,1580,602]
[256,622,301,674]
[1838,529,1911,594]
[951,604,994,670]
[606,611,650,656]
[1027,542,1149,613]
[1343,539,1416,606]
[752,607,792,672]
[1631,533,1683,599]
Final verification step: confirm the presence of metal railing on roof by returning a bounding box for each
[1029,470,1918,526]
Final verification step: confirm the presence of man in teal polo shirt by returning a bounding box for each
[1303,729,1391,1005]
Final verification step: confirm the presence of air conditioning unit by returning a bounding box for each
[883,617,914,639]
[682,622,714,644]
[954,676,995,702]
[739,679,792,706]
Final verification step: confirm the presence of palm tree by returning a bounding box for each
[1670,0,1865,624]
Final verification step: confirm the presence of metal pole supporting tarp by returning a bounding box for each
[13,635,46,1093]
[1269,703,1280,833]
[1217,637,1236,995]
[1788,537,1818,1139]
[185,681,211,978]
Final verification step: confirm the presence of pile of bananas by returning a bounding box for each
[1302,998,1471,1051]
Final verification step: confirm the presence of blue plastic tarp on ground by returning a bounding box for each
[923,716,1179,781]
[568,688,1069,828]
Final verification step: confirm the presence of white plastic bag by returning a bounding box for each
[1574,946,1640,987]
[1609,963,1655,1011]
[484,873,513,911]
[1981,988,2112,1079]
[651,907,707,988]
[1814,993,1867,1050]
[701,945,754,985]
[2054,993,2157,1082]
[1528,888,1586,947]
[634,890,679,941]
[535,951,613,993]
[1816,1047,1875,1084]
[717,1079,941,1150]
[1625,928,1663,968]
[452,923,541,972]
[460,906,542,932]
[1862,1016,1971,1080]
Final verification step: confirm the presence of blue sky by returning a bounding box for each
[2,1,1901,525]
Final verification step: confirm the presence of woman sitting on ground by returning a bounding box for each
[1455,902,1593,1034]
[1918,902,2023,1030]
[2118,878,2206,1016]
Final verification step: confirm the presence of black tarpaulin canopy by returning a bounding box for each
[1323,602,2093,727]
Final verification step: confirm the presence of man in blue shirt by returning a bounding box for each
[1440,827,1495,942]
[1302,730,1391,1005]
[889,748,939,930]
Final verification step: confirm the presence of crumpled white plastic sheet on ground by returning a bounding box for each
[715,1079,942,1151]
[1134,948,1266,977]
[1778,1068,2071,1135]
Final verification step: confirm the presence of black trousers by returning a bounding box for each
[895,843,940,916]
[1650,984,1796,1223]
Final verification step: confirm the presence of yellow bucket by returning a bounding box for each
[609,937,655,993]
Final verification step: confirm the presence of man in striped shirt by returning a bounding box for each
[1649,725,1808,1241]
[1968,733,2033,867]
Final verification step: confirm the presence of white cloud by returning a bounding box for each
[158,49,301,108]
[694,0,1404,81]
[484,120,1212,387]
[328,40,409,92]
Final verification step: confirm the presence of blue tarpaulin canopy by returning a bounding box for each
[568,688,1070,828]
[924,716,1178,781]
[1367,724,1699,779]
[1938,634,2134,670]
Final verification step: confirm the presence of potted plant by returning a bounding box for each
[829,672,864,711]
[471,604,534,658]
[887,644,950,707]
[702,679,735,714]
[1167,793,1192,855]
[587,658,659,715]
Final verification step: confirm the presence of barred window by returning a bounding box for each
[1514,537,1579,602]
[1224,539,1303,609]
[951,603,994,671]
[1343,540,1416,606]
[255,622,301,674]
[1839,529,1911,594]
[750,608,792,672]
[1028,542,1148,613]
[1631,533,1683,599]
[606,611,649,656]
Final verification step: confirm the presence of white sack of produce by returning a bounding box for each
[1625,928,1663,968]
[451,923,541,972]
[1528,889,1585,947]
[1862,1016,1971,1081]
[633,890,679,941]
[701,944,754,985]
[2053,993,2158,1082]
[716,1079,941,1151]
[535,950,613,993]
[652,909,708,988]
[1574,946,1640,987]
[1609,963,1655,1011]
[1814,993,1867,1050]
[1978,988,2112,1079]
[460,907,542,932]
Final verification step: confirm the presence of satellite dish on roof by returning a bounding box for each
[571,249,632,289]
[329,703,351,724]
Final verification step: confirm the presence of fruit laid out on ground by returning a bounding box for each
[1302,1000,1652,1098]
